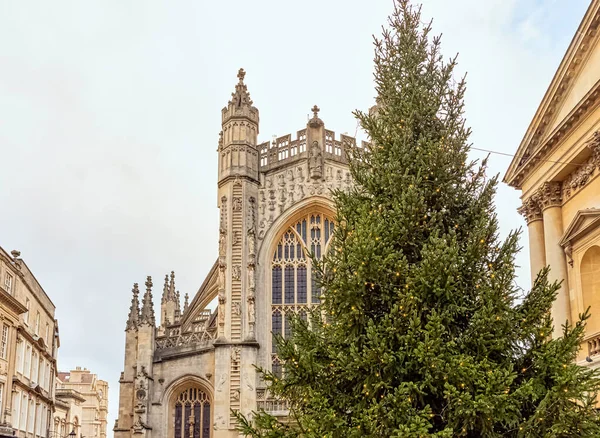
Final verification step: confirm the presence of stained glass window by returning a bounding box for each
[271,212,334,375]
[272,311,282,354]
[173,387,210,438]
[272,267,282,304]
[297,266,307,303]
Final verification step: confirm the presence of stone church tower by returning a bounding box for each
[113,69,364,438]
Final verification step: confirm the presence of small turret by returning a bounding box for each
[218,68,260,185]
[125,283,141,331]
[183,293,189,313]
[140,276,155,326]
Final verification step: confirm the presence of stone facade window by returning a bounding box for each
[173,387,211,438]
[270,212,334,376]
[0,324,8,359]
[3,273,12,294]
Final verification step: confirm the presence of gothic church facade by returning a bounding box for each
[114,70,363,438]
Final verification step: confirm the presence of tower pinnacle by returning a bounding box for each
[140,276,156,326]
[125,283,140,331]
[161,274,169,304]
[169,271,176,298]
[229,67,253,109]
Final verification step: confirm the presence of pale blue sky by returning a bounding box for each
[0,0,590,435]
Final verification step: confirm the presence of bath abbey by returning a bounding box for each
[113,69,364,438]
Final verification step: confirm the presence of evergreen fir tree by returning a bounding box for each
[237,1,600,436]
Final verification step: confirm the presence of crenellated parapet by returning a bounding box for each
[258,113,368,172]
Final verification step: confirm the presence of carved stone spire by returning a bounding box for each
[184,293,189,312]
[168,271,176,301]
[161,274,169,304]
[229,68,253,109]
[125,283,140,331]
[140,276,155,326]
[175,291,181,313]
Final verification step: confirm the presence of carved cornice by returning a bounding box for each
[0,285,27,316]
[562,131,600,199]
[538,181,563,210]
[518,195,543,224]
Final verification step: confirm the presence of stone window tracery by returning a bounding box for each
[173,386,211,438]
[270,212,334,377]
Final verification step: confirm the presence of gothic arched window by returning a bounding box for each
[173,387,211,438]
[271,212,334,376]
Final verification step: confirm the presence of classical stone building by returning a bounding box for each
[0,246,59,438]
[53,374,84,437]
[52,367,108,438]
[505,0,600,364]
[114,69,362,438]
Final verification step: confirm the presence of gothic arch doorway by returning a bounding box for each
[171,386,211,438]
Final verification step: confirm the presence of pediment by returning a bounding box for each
[180,259,218,332]
[550,38,600,133]
[559,208,600,247]
[504,1,600,188]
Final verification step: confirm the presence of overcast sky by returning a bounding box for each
[0,0,590,436]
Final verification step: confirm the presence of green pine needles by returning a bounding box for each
[236,1,600,436]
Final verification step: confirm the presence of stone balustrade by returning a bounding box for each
[587,332,600,358]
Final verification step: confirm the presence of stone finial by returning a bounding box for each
[126,283,141,331]
[184,293,189,312]
[229,68,253,108]
[517,195,543,224]
[538,181,562,210]
[311,105,320,118]
[308,104,324,128]
[237,68,246,82]
[140,276,156,326]
[175,291,181,312]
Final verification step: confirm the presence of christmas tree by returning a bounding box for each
[237,1,600,436]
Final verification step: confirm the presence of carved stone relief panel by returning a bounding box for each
[257,162,352,240]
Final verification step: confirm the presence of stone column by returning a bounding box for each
[539,182,570,338]
[518,195,546,283]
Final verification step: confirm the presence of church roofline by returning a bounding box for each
[179,259,219,331]
[504,0,600,188]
